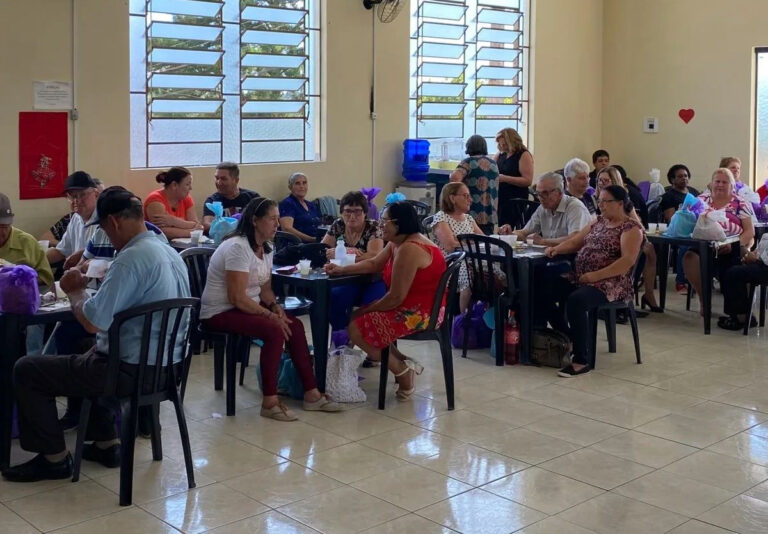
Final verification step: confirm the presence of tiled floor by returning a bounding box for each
[4,289,768,533]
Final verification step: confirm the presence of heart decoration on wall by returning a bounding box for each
[678,108,695,124]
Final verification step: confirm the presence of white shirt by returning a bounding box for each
[55,210,99,257]
[200,236,273,320]
[523,195,592,239]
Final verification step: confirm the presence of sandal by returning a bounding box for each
[393,360,423,401]
[303,394,344,412]
[260,402,298,421]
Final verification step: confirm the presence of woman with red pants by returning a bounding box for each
[200,197,342,421]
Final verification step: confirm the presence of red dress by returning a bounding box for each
[354,242,446,349]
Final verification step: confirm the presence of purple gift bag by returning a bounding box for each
[0,265,40,315]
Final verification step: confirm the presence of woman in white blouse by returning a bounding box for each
[431,182,484,312]
[200,197,342,421]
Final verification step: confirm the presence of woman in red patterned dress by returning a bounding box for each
[545,185,645,377]
[325,202,447,400]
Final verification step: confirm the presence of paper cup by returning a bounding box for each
[526,238,535,246]
[190,229,203,245]
[38,240,49,250]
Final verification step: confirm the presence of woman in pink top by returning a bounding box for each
[143,166,202,239]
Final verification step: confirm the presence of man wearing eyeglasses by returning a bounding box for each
[501,172,591,246]
[45,171,101,269]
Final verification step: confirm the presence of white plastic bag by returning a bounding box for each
[326,346,366,403]
[692,209,727,241]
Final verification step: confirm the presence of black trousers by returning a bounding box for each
[722,262,768,317]
[13,353,141,455]
[550,277,608,365]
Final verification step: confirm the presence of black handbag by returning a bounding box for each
[273,243,329,268]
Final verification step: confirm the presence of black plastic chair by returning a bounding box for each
[275,231,301,251]
[421,214,435,237]
[180,247,311,414]
[71,298,199,506]
[378,251,464,410]
[456,234,517,364]
[500,199,539,230]
[406,199,431,218]
[744,283,768,335]
[589,255,643,368]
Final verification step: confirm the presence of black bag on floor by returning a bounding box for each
[530,328,571,368]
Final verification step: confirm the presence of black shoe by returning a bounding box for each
[2,453,73,482]
[557,364,591,378]
[362,358,379,368]
[59,411,80,432]
[718,315,758,331]
[82,443,121,468]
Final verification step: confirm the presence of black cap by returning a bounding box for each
[86,186,142,227]
[63,171,98,193]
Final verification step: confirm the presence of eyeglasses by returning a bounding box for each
[342,208,364,216]
[596,198,621,205]
[380,216,397,224]
[452,193,471,199]
[537,188,559,198]
[66,190,92,201]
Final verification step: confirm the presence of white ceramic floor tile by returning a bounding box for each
[473,427,581,465]
[589,430,697,468]
[524,413,626,446]
[662,450,768,493]
[539,448,653,490]
[416,441,529,486]
[698,494,768,534]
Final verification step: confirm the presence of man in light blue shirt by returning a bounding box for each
[3,187,191,483]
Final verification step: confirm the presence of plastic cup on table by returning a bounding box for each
[298,259,312,276]
[658,223,668,233]
[344,253,356,266]
[190,229,203,245]
[38,240,49,250]
[330,259,342,266]
[526,238,535,247]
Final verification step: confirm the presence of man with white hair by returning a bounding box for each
[564,158,597,215]
[501,172,591,246]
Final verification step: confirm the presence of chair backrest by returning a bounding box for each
[421,214,435,237]
[632,249,646,289]
[422,251,465,332]
[179,247,215,299]
[105,298,200,399]
[501,199,540,230]
[275,230,301,251]
[457,234,516,303]
[405,199,431,217]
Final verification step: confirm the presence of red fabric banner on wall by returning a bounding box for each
[19,112,69,199]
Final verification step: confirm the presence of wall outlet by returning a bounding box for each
[644,117,658,133]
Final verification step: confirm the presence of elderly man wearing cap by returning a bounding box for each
[2,186,191,482]
[45,171,100,269]
[0,193,53,287]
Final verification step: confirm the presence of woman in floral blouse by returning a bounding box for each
[321,191,386,333]
[450,135,499,234]
[545,185,644,377]
[325,202,446,400]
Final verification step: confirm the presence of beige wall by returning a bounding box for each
[603,0,766,190]
[530,0,604,173]
[1,0,604,235]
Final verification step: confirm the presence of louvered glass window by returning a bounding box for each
[409,0,529,148]
[130,0,321,168]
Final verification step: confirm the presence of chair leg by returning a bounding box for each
[71,398,92,482]
[171,395,196,491]
[118,400,139,506]
[213,339,224,391]
[438,331,455,411]
[378,346,390,410]
[760,285,767,327]
[605,308,617,353]
[239,338,251,386]
[461,309,470,358]
[225,335,238,416]
[149,404,162,461]
[627,305,642,364]
[686,284,692,311]
[745,285,757,336]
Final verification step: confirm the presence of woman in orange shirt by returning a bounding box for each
[143,166,203,239]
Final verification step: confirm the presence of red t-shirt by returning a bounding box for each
[143,189,194,220]
[758,184,768,202]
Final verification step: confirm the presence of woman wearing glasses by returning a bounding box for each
[545,185,645,377]
[325,202,446,400]
[321,191,386,333]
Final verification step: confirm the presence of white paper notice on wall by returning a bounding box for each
[33,81,73,110]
